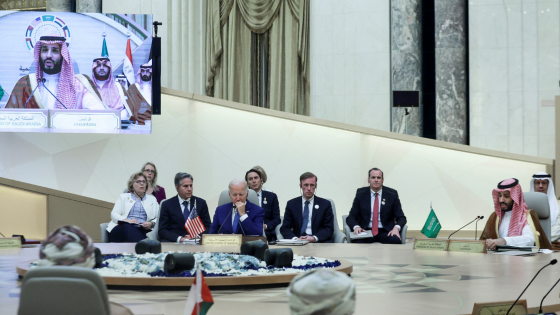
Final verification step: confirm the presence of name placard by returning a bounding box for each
[472,300,527,315]
[49,109,120,130]
[0,109,48,129]
[0,237,22,249]
[202,234,243,245]
[413,238,449,251]
[448,240,487,254]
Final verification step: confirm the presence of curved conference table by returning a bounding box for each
[2,242,560,315]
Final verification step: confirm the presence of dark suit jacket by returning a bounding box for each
[209,200,264,236]
[347,186,406,232]
[280,196,334,243]
[261,190,281,238]
[158,195,211,242]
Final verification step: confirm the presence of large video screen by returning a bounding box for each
[0,12,154,134]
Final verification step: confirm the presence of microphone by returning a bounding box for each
[448,217,479,239]
[506,259,557,315]
[41,78,67,109]
[216,205,233,234]
[23,78,42,108]
[475,216,484,240]
[539,262,560,313]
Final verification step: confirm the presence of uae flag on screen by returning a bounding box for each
[184,267,213,315]
[185,201,206,237]
[123,37,135,85]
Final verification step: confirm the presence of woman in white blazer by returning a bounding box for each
[107,172,159,242]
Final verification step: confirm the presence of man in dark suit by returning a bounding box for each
[209,179,264,235]
[346,168,406,244]
[280,172,334,243]
[246,169,281,241]
[158,173,211,242]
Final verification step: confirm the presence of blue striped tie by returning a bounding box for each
[301,201,310,235]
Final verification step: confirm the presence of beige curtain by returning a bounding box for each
[205,0,309,115]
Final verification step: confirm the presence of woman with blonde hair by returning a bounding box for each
[140,162,166,203]
[107,172,159,242]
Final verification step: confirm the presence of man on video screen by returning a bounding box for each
[91,57,131,119]
[6,35,105,110]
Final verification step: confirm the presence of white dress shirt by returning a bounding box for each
[353,189,400,232]
[40,73,59,110]
[498,211,535,246]
[256,190,262,207]
[292,196,318,242]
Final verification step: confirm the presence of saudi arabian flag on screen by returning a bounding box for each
[421,208,441,238]
[0,84,4,101]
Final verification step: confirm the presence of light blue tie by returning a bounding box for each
[301,200,310,235]
[232,208,240,233]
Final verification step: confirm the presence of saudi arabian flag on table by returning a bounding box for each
[185,267,214,315]
[421,206,441,238]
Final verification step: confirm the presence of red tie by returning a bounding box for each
[372,193,379,236]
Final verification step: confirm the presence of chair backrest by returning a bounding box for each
[146,198,165,241]
[100,222,109,243]
[19,266,110,315]
[218,189,259,207]
[326,199,340,231]
[275,216,284,240]
[523,191,551,242]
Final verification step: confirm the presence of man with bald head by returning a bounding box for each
[209,179,264,236]
[480,178,551,250]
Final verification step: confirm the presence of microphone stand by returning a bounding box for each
[448,217,479,239]
[23,80,41,108]
[41,79,67,109]
[475,218,480,240]
[506,259,557,315]
[539,277,560,313]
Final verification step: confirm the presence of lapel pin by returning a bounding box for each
[264,198,267,204]
[315,205,319,209]
[382,201,385,205]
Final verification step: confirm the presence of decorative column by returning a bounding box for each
[47,0,72,11]
[434,0,467,144]
[77,0,101,13]
[391,0,422,136]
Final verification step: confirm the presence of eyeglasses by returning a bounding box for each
[143,169,155,174]
[135,180,147,185]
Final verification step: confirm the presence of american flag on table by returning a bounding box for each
[185,200,205,236]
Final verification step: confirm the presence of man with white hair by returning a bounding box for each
[209,179,264,235]
[287,269,355,315]
[530,172,560,241]
[7,35,105,110]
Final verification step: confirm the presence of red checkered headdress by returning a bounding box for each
[92,57,120,108]
[492,178,528,236]
[34,35,77,109]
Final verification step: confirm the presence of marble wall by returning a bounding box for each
[435,0,467,144]
[391,0,422,136]
[102,0,207,96]
[469,0,559,159]
[309,0,391,131]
